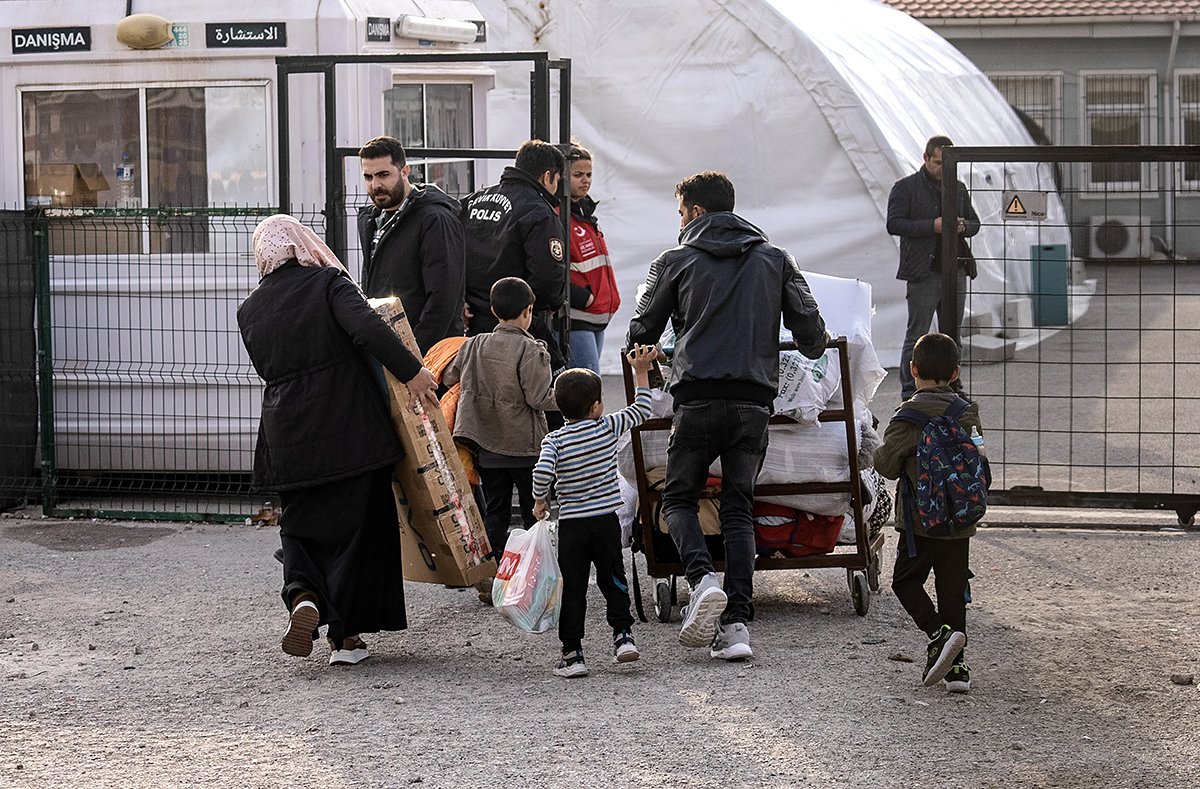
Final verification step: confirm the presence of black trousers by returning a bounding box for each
[557,512,634,653]
[478,465,536,560]
[891,533,971,638]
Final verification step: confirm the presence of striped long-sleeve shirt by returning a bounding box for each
[532,387,652,519]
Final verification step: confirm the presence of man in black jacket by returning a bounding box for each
[627,171,827,662]
[462,140,568,369]
[358,136,465,355]
[886,135,981,401]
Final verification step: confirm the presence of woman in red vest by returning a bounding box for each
[566,144,621,373]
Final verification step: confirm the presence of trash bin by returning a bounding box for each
[1031,244,1068,326]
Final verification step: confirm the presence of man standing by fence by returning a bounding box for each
[358,136,466,355]
[886,135,981,401]
[627,170,827,661]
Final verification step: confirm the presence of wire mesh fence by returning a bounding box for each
[0,206,329,521]
[6,146,1200,524]
[948,146,1200,524]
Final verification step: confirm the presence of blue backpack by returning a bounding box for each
[894,398,990,556]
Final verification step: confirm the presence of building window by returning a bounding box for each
[23,89,142,208]
[384,83,474,197]
[22,84,270,253]
[989,73,1061,144]
[1180,73,1200,191]
[1080,73,1157,191]
[22,85,269,210]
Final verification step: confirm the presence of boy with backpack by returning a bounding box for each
[874,332,989,693]
[531,345,657,678]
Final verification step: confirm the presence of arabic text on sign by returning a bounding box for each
[206,23,287,48]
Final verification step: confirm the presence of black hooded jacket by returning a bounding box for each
[357,183,465,355]
[627,212,827,406]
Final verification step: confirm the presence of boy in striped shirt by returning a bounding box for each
[532,344,657,677]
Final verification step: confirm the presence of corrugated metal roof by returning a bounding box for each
[881,1,1199,18]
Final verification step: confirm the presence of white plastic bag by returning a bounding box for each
[492,520,563,634]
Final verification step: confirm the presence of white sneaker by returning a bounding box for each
[710,622,753,661]
[613,629,640,663]
[553,650,589,678]
[328,638,370,666]
[678,573,727,648]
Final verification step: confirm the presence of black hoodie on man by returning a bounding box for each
[627,211,827,406]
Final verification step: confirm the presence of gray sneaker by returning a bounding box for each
[678,573,727,648]
[710,622,753,661]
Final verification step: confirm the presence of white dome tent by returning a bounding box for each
[474,0,1072,372]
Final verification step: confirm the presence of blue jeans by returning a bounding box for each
[899,269,966,400]
[569,328,604,373]
[662,399,770,625]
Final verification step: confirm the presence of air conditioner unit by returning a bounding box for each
[1089,215,1150,260]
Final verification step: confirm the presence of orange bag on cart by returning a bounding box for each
[753,503,843,557]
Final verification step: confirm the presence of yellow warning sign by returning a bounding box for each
[1001,190,1048,222]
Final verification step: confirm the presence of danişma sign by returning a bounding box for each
[367,17,391,42]
[12,27,91,54]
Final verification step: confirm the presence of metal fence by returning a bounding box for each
[943,145,1200,525]
[0,206,329,521]
[6,146,1200,524]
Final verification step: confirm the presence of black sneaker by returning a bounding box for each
[945,656,971,693]
[613,629,640,663]
[553,649,588,678]
[922,624,967,687]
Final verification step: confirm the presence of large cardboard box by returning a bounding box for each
[24,163,109,207]
[373,297,495,586]
[26,163,142,256]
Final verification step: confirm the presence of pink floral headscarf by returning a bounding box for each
[252,214,347,278]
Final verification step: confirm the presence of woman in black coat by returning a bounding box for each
[238,215,438,666]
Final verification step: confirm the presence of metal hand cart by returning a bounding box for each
[622,337,885,621]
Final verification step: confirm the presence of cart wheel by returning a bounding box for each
[1176,507,1196,528]
[867,551,882,593]
[850,571,870,616]
[654,581,673,623]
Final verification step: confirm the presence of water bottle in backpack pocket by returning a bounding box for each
[894,398,990,556]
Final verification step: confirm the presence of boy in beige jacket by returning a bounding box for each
[443,277,557,562]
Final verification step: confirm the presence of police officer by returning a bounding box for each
[462,140,568,370]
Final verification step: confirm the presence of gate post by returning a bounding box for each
[940,145,961,346]
[31,211,57,513]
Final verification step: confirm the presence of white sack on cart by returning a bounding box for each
[656,326,849,426]
[775,348,841,424]
[735,421,853,485]
[618,417,869,516]
[731,420,860,515]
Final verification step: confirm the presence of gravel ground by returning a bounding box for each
[2,508,1198,789]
